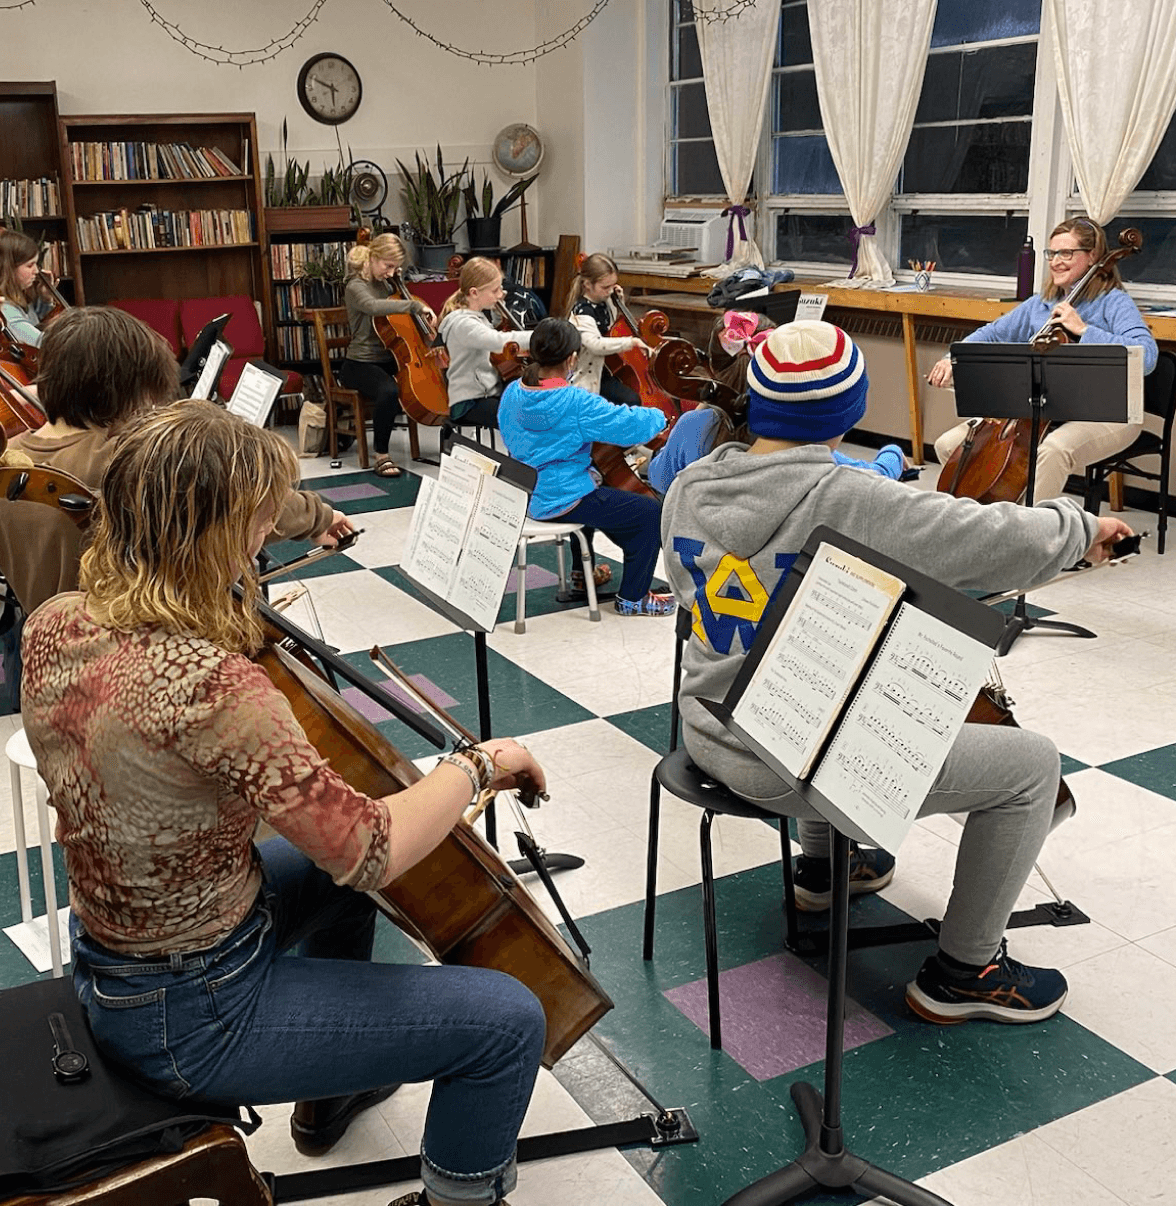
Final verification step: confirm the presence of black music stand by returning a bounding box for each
[949,342,1139,656]
[701,526,1011,1206]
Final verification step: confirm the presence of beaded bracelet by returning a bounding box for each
[461,745,496,791]
[441,753,482,803]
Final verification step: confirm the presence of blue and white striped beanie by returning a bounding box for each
[746,321,869,442]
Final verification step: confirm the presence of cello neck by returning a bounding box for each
[390,274,433,341]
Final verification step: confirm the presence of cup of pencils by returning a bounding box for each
[910,260,935,291]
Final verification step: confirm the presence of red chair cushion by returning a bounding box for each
[406,281,460,313]
[107,298,183,358]
[179,296,265,359]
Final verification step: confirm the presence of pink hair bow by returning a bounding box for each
[719,310,772,356]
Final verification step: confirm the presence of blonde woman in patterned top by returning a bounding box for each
[21,401,547,1206]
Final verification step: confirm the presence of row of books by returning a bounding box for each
[275,322,345,364]
[75,207,253,252]
[274,280,343,321]
[37,241,69,280]
[1,177,61,218]
[269,240,349,282]
[502,253,549,290]
[68,141,244,183]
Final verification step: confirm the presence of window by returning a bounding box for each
[668,1,724,196]
[895,0,1041,276]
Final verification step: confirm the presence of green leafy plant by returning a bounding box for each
[264,119,355,209]
[396,145,469,245]
[460,171,538,220]
[297,245,346,284]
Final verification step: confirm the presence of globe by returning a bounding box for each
[493,124,543,178]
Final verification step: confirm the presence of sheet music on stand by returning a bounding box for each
[190,339,232,401]
[702,527,1006,852]
[400,434,535,633]
[227,360,286,427]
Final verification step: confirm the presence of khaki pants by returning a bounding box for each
[934,415,1143,501]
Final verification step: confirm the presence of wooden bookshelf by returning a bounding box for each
[0,81,72,289]
[501,246,556,312]
[266,211,354,372]
[57,111,272,348]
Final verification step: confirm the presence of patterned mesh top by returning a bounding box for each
[21,593,395,956]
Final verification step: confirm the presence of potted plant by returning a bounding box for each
[296,245,347,308]
[396,146,469,271]
[460,171,539,252]
[263,120,354,234]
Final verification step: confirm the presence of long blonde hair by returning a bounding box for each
[0,230,39,306]
[561,253,618,317]
[1042,216,1120,303]
[438,256,501,319]
[80,401,300,654]
[345,233,407,283]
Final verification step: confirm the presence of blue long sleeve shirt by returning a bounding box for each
[963,288,1157,374]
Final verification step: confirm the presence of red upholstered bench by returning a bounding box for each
[107,297,183,358]
[179,295,302,398]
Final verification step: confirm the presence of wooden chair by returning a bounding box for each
[3,1124,272,1206]
[309,308,421,468]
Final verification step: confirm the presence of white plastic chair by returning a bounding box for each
[514,519,601,634]
[4,727,65,976]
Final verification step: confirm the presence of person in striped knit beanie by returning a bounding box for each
[659,317,1131,1027]
[648,320,905,494]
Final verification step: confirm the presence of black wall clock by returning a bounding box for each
[297,53,362,125]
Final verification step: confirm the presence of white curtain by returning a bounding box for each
[694,0,779,273]
[808,0,937,287]
[1048,0,1176,225]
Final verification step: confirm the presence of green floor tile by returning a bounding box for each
[1099,742,1176,799]
[606,703,673,755]
[301,469,421,513]
[1059,753,1089,777]
[339,631,595,760]
[570,862,1153,1206]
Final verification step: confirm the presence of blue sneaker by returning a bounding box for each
[792,842,895,912]
[614,592,677,617]
[906,940,1068,1024]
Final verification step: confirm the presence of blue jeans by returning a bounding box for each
[71,838,545,1204]
[563,486,663,603]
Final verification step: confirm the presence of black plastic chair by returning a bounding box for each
[642,606,800,1050]
[1084,347,1176,553]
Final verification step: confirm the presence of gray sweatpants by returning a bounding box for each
[686,722,1059,966]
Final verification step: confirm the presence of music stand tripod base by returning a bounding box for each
[996,594,1096,658]
[723,830,955,1206]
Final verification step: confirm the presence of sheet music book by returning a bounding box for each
[402,451,528,632]
[725,539,993,851]
[190,339,231,401]
[227,360,284,427]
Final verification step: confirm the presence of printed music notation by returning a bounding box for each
[732,543,905,779]
[811,602,991,850]
[402,452,528,632]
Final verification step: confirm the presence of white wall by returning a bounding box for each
[2,0,667,255]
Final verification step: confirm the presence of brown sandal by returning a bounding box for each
[372,456,402,478]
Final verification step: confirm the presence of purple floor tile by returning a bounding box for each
[318,483,387,503]
[342,675,459,721]
[664,952,892,1081]
[505,564,561,593]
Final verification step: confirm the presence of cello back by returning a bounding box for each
[255,634,613,1067]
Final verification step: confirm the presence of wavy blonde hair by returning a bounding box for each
[346,233,407,282]
[438,256,501,319]
[561,253,618,317]
[80,401,299,654]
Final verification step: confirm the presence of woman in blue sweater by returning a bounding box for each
[931,216,1157,500]
[499,318,676,617]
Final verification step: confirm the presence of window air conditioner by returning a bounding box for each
[658,208,739,264]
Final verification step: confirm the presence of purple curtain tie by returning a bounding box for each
[723,205,750,260]
[847,222,876,277]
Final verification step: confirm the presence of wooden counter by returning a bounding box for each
[621,271,1176,463]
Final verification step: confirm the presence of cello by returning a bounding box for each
[254,602,613,1068]
[0,361,47,439]
[373,272,451,428]
[937,227,1144,503]
[489,301,529,384]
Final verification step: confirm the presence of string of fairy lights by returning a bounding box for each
[2,0,759,63]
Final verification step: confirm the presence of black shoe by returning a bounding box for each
[291,1084,401,1156]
